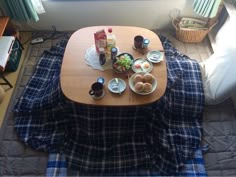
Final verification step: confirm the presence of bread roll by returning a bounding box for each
[143,73,154,83]
[143,83,153,93]
[133,74,143,84]
[134,82,144,93]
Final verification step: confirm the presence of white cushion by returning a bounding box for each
[200,48,236,105]
[215,15,236,51]
[200,13,236,105]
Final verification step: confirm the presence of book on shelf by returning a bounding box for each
[0,36,15,71]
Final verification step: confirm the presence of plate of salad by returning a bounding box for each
[112,53,134,73]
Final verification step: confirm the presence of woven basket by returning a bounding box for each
[172,18,218,43]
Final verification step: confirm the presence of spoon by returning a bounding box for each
[115,78,121,94]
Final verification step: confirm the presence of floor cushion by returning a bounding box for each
[200,47,236,105]
[200,13,236,105]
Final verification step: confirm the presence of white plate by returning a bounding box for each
[146,50,164,63]
[128,72,157,95]
[132,58,153,73]
[108,78,126,94]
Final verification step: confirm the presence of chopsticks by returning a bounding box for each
[128,74,132,102]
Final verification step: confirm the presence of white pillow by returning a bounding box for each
[200,13,236,105]
[200,48,236,105]
[215,15,236,52]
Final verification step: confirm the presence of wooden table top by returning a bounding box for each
[60,26,167,106]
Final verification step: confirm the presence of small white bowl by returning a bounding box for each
[146,50,164,63]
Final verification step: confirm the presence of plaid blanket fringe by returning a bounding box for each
[14,35,205,176]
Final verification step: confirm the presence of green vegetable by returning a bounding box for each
[115,54,133,70]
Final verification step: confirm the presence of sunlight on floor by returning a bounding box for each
[0,32,32,128]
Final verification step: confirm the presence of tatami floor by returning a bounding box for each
[0,32,32,128]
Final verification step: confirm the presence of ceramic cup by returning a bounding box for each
[89,82,104,98]
[134,35,144,49]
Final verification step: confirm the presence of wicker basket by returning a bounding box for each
[172,18,218,43]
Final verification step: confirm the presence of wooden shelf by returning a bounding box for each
[0,17,10,36]
[0,16,15,89]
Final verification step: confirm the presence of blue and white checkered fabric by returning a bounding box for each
[46,153,67,177]
[14,40,68,113]
[14,36,205,176]
[46,148,207,177]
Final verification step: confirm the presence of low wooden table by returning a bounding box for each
[60,26,167,106]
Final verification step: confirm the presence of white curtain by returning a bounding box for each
[31,0,45,14]
[193,0,222,18]
[0,0,45,22]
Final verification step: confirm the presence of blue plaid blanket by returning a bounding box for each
[14,35,205,176]
[46,148,207,177]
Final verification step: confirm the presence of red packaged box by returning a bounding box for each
[94,29,107,53]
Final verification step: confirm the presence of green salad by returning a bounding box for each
[113,53,133,72]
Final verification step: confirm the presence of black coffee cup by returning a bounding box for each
[134,35,144,49]
[89,82,104,97]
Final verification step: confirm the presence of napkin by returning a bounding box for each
[85,45,118,71]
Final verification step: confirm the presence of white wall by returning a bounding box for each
[25,0,198,31]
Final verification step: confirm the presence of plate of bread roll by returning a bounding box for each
[128,72,157,95]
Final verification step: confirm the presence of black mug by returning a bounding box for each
[134,35,144,49]
[89,82,104,97]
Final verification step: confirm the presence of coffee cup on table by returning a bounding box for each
[89,82,104,98]
[134,35,144,49]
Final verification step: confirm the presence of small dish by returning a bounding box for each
[92,90,105,100]
[128,72,157,95]
[132,58,153,73]
[146,50,164,63]
[108,78,126,94]
[132,45,149,52]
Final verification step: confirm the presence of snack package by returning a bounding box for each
[94,29,107,53]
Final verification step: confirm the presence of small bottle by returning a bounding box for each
[110,47,118,64]
[99,48,106,65]
[143,39,150,49]
[106,27,116,52]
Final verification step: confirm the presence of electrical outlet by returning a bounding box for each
[31,37,44,45]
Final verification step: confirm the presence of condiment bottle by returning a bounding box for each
[110,47,118,64]
[143,39,150,49]
[106,27,116,53]
[99,48,106,65]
